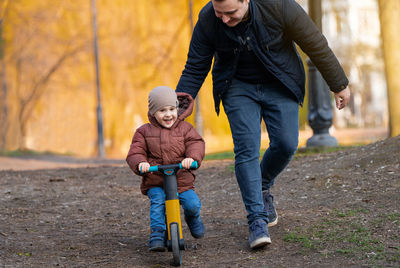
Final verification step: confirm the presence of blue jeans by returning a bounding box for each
[222,79,299,224]
[147,187,202,231]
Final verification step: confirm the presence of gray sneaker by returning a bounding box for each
[263,190,278,227]
[248,219,271,249]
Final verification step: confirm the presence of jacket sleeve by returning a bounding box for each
[175,13,214,99]
[283,0,348,93]
[126,128,148,176]
[184,125,206,167]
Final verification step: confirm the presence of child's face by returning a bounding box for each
[154,105,178,128]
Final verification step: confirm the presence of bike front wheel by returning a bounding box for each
[170,223,182,266]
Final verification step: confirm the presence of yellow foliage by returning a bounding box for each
[0,0,235,157]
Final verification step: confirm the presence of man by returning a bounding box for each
[176,0,350,249]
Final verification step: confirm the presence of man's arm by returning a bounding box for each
[176,18,214,99]
[283,0,349,93]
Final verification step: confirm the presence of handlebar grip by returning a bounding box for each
[148,166,159,173]
[179,161,198,169]
[139,165,158,174]
[190,161,198,169]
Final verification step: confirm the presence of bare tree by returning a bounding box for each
[14,46,84,149]
[90,0,105,158]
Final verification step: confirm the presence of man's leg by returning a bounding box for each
[222,79,270,248]
[260,81,299,190]
[222,79,268,224]
[259,81,299,226]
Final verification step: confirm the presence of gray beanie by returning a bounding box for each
[148,86,178,115]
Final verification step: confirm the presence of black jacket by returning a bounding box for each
[176,0,349,114]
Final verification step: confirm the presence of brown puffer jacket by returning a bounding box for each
[126,92,205,195]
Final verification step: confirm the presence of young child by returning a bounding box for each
[126,86,205,252]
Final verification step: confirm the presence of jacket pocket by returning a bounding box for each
[262,33,284,53]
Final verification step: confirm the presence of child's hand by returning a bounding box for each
[181,158,194,169]
[138,162,150,173]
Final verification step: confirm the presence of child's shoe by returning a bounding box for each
[149,227,166,252]
[185,215,205,238]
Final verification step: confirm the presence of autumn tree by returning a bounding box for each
[5,0,88,149]
[378,0,400,137]
[0,0,230,157]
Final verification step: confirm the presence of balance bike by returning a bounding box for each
[142,161,198,266]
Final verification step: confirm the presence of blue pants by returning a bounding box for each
[222,79,299,224]
[147,187,201,231]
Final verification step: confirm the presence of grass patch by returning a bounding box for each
[283,208,398,266]
[385,212,400,222]
[0,149,73,157]
[0,149,51,157]
[204,151,235,160]
[284,232,316,249]
[294,145,361,158]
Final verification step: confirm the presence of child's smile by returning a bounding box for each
[154,106,178,128]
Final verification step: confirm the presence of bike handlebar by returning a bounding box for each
[140,161,198,175]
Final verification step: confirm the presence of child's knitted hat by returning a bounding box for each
[148,86,178,115]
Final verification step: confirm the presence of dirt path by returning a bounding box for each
[0,137,399,267]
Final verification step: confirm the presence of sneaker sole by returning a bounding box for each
[250,236,272,249]
[191,232,205,239]
[149,246,165,252]
[268,215,278,227]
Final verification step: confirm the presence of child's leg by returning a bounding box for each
[147,187,166,251]
[179,189,204,238]
[179,189,201,217]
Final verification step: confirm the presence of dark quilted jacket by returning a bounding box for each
[126,92,205,195]
[176,0,349,114]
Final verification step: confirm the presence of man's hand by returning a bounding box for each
[181,158,194,169]
[334,86,351,110]
[138,162,150,173]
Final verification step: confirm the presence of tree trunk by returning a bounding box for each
[0,1,9,150]
[378,0,400,137]
[188,0,203,136]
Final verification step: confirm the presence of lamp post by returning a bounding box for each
[91,0,106,158]
[306,0,338,147]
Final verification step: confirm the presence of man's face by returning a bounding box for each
[212,0,250,27]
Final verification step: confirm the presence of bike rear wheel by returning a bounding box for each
[170,223,182,266]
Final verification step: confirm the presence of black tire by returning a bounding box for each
[170,223,182,266]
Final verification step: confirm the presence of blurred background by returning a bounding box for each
[0,0,398,158]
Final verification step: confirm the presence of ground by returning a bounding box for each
[0,136,399,267]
